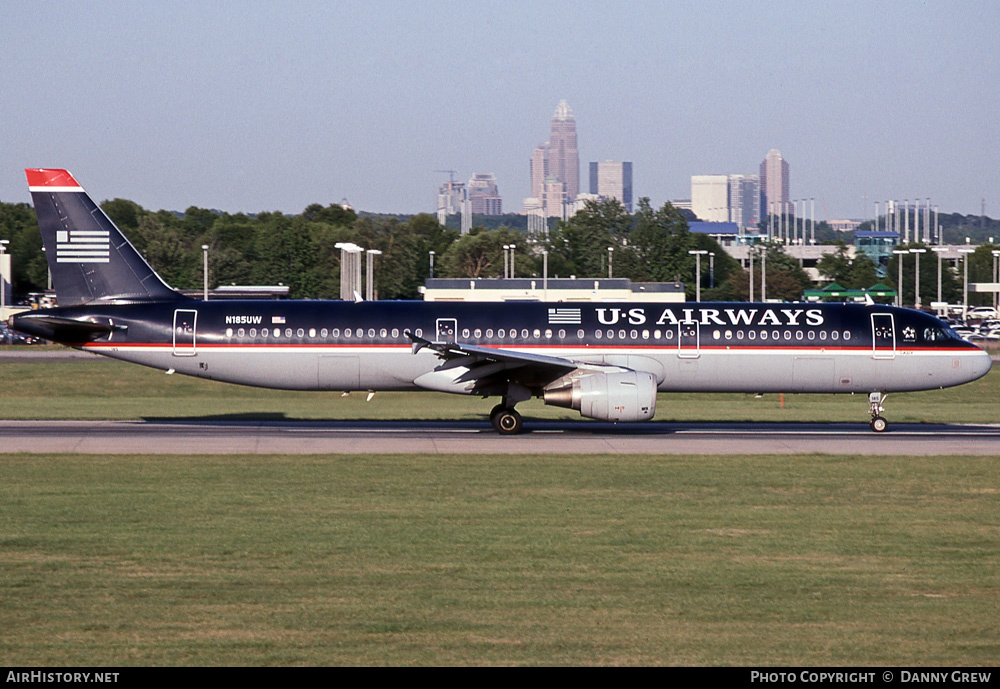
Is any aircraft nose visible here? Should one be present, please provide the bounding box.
[968,348,994,383]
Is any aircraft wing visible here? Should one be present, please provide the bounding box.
[406,331,611,397]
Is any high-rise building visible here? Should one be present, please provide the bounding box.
[728,174,760,230]
[437,180,465,217]
[467,173,503,215]
[589,161,633,212]
[759,149,790,219]
[691,175,730,222]
[542,176,567,220]
[548,100,579,201]
[530,145,548,200]
[528,100,579,216]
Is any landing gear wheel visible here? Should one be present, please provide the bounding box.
[867,392,888,434]
[492,407,523,435]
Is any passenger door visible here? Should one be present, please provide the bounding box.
[172,309,197,356]
[871,313,895,360]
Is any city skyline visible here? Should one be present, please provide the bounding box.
[1,1,997,220]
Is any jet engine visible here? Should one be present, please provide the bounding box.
[543,370,657,422]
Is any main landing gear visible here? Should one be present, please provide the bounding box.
[490,403,523,435]
[868,391,888,433]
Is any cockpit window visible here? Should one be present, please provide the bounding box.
[923,326,952,342]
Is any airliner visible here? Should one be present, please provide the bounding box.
[9,169,992,434]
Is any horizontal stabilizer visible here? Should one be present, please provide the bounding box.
[11,312,125,343]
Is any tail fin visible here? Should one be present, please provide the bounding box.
[25,169,182,305]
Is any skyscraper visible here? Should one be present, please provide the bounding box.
[728,174,760,230]
[691,175,730,222]
[589,161,633,212]
[548,100,579,201]
[759,149,790,219]
[528,100,579,216]
[467,173,503,215]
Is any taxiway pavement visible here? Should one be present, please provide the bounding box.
[2,419,999,455]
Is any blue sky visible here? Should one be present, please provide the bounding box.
[2,0,997,219]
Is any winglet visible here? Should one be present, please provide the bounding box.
[25,169,83,191]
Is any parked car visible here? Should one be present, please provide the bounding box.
[967,306,997,320]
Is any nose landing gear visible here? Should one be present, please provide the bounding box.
[868,391,888,432]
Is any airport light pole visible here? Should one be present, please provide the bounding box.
[709,252,715,289]
[748,248,754,302]
[0,240,9,319]
[542,250,548,300]
[607,246,613,279]
[892,249,908,307]
[509,244,516,279]
[689,250,707,301]
[993,250,1000,311]
[761,247,767,302]
[201,244,209,301]
[428,250,435,279]
[958,247,975,322]
[365,249,381,301]
[931,247,948,313]
[910,248,926,309]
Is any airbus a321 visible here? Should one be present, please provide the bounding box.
[9,169,992,434]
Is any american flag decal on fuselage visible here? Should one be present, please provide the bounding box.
[56,229,110,263]
[548,307,582,324]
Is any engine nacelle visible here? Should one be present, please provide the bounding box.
[543,371,657,422]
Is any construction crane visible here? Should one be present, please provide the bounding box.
[434,169,458,184]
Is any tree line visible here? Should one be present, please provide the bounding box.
[0,195,996,306]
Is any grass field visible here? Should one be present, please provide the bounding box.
[2,453,998,666]
[1,352,998,425]
[1,352,998,665]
